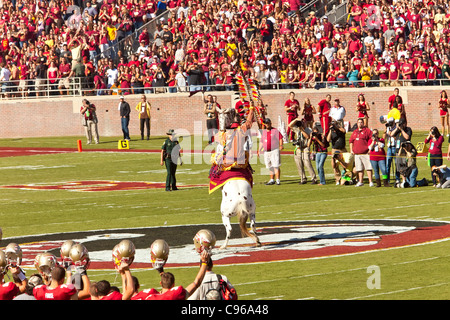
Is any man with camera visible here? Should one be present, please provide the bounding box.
[80,99,99,145]
[386,117,412,184]
[349,118,374,187]
[327,120,347,185]
[289,117,317,185]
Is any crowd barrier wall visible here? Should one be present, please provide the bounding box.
[0,86,446,139]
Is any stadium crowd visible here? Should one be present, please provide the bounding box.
[3,0,450,97]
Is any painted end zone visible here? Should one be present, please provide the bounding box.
[1,220,450,270]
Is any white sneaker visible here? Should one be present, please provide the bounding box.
[355,182,364,187]
[369,182,374,187]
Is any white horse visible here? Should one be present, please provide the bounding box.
[220,179,260,249]
[215,108,261,249]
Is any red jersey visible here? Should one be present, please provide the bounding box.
[349,127,372,154]
[261,128,283,152]
[369,138,386,161]
[101,290,122,300]
[425,135,444,155]
[317,99,331,118]
[131,288,159,300]
[388,94,402,109]
[33,284,77,300]
[284,99,300,116]
[235,100,250,118]
[0,282,20,300]
[145,286,187,300]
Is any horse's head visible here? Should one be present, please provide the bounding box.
[218,108,238,131]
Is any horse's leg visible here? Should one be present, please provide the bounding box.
[220,214,232,249]
[220,185,234,250]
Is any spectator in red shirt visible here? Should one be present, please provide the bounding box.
[259,118,284,185]
[284,91,301,141]
[368,128,389,187]
[349,118,374,187]
[317,94,332,137]
[425,126,445,186]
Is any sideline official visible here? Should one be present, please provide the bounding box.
[161,129,182,191]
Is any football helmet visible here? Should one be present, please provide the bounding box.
[69,243,90,269]
[0,250,7,275]
[4,243,22,266]
[112,240,135,268]
[193,229,216,254]
[61,240,76,260]
[150,239,169,270]
[36,252,58,276]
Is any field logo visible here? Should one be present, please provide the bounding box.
[2,220,450,270]
[0,180,206,192]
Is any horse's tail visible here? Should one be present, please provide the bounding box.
[237,202,259,244]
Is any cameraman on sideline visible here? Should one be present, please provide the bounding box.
[289,117,317,185]
[327,120,347,185]
[389,117,412,184]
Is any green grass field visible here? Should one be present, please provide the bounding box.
[0,133,449,300]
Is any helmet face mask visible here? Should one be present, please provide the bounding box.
[36,252,58,277]
[150,239,170,270]
[193,229,216,254]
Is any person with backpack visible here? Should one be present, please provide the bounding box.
[188,257,237,300]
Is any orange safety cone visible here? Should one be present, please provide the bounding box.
[77,139,83,152]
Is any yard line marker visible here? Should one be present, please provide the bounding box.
[346,282,450,300]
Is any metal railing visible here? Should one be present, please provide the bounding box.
[0,77,84,100]
[0,77,448,100]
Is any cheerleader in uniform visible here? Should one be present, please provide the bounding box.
[302,98,316,129]
[439,90,449,137]
[356,93,370,127]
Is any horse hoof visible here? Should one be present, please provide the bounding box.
[255,242,262,247]
[219,245,227,250]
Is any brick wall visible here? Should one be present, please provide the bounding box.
[0,86,445,139]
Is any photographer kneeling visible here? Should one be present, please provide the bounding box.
[432,165,450,188]
[396,141,428,188]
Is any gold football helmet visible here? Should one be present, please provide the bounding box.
[0,250,7,275]
[112,239,135,267]
[150,239,169,270]
[36,252,58,276]
[69,243,90,269]
[60,240,77,268]
[4,243,22,266]
[193,229,216,254]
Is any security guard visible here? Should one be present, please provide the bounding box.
[160,129,182,191]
